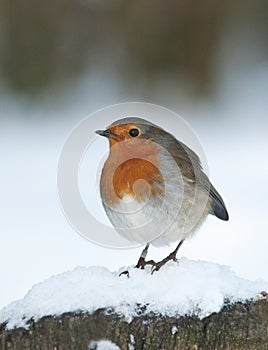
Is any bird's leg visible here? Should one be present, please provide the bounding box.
[135,244,158,269]
[151,239,184,274]
[135,244,150,269]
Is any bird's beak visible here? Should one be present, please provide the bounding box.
[95,129,117,139]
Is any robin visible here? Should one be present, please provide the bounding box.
[96,117,228,273]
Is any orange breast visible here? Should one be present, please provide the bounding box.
[100,140,164,206]
[113,158,164,201]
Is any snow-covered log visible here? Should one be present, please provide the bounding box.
[1,300,268,350]
[1,260,267,349]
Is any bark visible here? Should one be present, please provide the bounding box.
[1,299,268,350]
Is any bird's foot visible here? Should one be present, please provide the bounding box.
[119,258,157,277]
[135,256,146,269]
[120,254,178,276]
[151,251,179,274]
[135,258,157,269]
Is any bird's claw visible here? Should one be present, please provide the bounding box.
[135,258,157,270]
[150,255,179,274]
[135,257,146,269]
[151,265,158,275]
[119,270,130,278]
[151,262,164,275]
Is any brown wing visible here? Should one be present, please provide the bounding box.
[149,127,229,221]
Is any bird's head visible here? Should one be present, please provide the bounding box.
[95,117,155,147]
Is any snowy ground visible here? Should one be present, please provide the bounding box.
[0,259,267,330]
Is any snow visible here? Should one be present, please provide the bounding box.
[0,259,267,330]
[129,334,135,350]
[171,326,178,335]
[88,340,121,350]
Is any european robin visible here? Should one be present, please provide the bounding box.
[96,117,228,272]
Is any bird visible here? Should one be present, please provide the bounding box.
[96,117,228,273]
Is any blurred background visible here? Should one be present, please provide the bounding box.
[1,0,268,309]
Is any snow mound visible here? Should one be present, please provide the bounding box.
[0,259,267,330]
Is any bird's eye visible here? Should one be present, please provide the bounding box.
[129,128,139,137]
